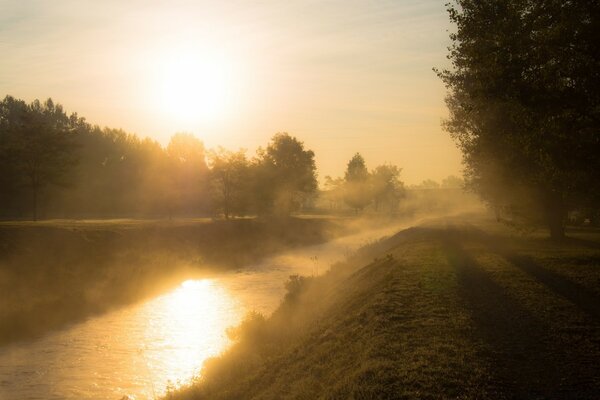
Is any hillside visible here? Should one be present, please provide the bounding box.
[170,218,600,399]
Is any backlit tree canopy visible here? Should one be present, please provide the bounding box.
[254,133,318,215]
[438,0,600,238]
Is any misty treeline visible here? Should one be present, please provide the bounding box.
[0,95,319,219]
[438,0,600,238]
[0,96,413,220]
[322,153,405,214]
[321,153,464,214]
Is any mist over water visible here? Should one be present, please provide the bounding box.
[0,222,404,400]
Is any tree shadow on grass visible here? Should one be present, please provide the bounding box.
[562,236,600,251]
[444,239,574,399]
[456,223,600,322]
[501,253,600,322]
[462,225,600,322]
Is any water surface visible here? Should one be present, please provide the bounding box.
[0,223,401,399]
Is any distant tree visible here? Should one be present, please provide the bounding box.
[77,127,151,216]
[0,96,28,215]
[323,175,345,210]
[0,96,79,220]
[437,1,600,239]
[441,175,464,189]
[371,164,405,213]
[166,133,209,215]
[419,179,440,190]
[254,133,317,216]
[208,147,250,219]
[344,153,369,182]
[167,133,207,168]
[343,153,371,213]
[2,96,217,219]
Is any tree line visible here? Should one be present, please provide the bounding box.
[1,96,414,220]
[322,153,406,214]
[0,96,319,220]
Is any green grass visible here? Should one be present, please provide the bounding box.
[169,217,600,399]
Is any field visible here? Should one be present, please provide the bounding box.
[0,217,345,345]
[171,216,600,399]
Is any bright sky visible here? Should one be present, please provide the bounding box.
[0,0,461,184]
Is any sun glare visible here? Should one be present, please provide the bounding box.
[141,278,241,394]
[158,49,236,125]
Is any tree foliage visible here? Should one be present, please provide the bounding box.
[343,153,371,212]
[337,153,405,214]
[254,133,318,216]
[438,0,600,238]
[208,148,250,219]
[166,133,209,215]
[0,97,324,220]
[0,96,80,219]
[371,164,405,213]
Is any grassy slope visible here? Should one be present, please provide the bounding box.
[172,217,600,399]
[0,217,343,345]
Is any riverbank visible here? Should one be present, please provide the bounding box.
[0,217,348,345]
[170,217,600,399]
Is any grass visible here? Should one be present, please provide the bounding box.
[0,217,345,345]
[168,216,600,399]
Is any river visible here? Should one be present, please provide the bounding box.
[0,223,403,400]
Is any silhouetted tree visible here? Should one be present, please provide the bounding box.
[254,133,317,216]
[371,164,405,213]
[209,148,250,219]
[418,179,440,190]
[438,0,600,239]
[343,153,371,213]
[344,153,369,182]
[0,97,79,220]
[441,175,464,189]
[323,176,345,210]
[166,133,209,215]
[0,96,28,215]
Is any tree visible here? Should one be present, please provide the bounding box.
[166,133,209,215]
[441,175,464,189]
[437,0,600,239]
[343,153,371,212]
[254,133,318,216]
[418,179,440,190]
[0,96,79,220]
[208,147,250,219]
[0,96,28,215]
[371,164,405,214]
[344,153,369,182]
[323,176,345,210]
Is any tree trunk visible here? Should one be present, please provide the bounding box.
[32,186,38,221]
[544,191,566,240]
[548,217,565,240]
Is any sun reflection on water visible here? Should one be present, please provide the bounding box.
[140,279,241,396]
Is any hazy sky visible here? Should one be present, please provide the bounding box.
[0,0,461,184]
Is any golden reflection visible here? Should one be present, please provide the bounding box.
[142,279,241,395]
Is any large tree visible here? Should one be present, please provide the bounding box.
[371,164,405,214]
[0,97,80,220]
[254,133,317,216]
[343,153,371,213]
[208,147,250,219]
[166,133,209,215]
[438,0,600,239]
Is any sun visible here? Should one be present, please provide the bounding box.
[158,49,235,125]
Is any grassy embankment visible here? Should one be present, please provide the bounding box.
[170,216,600,399]
[0,217,346,345]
